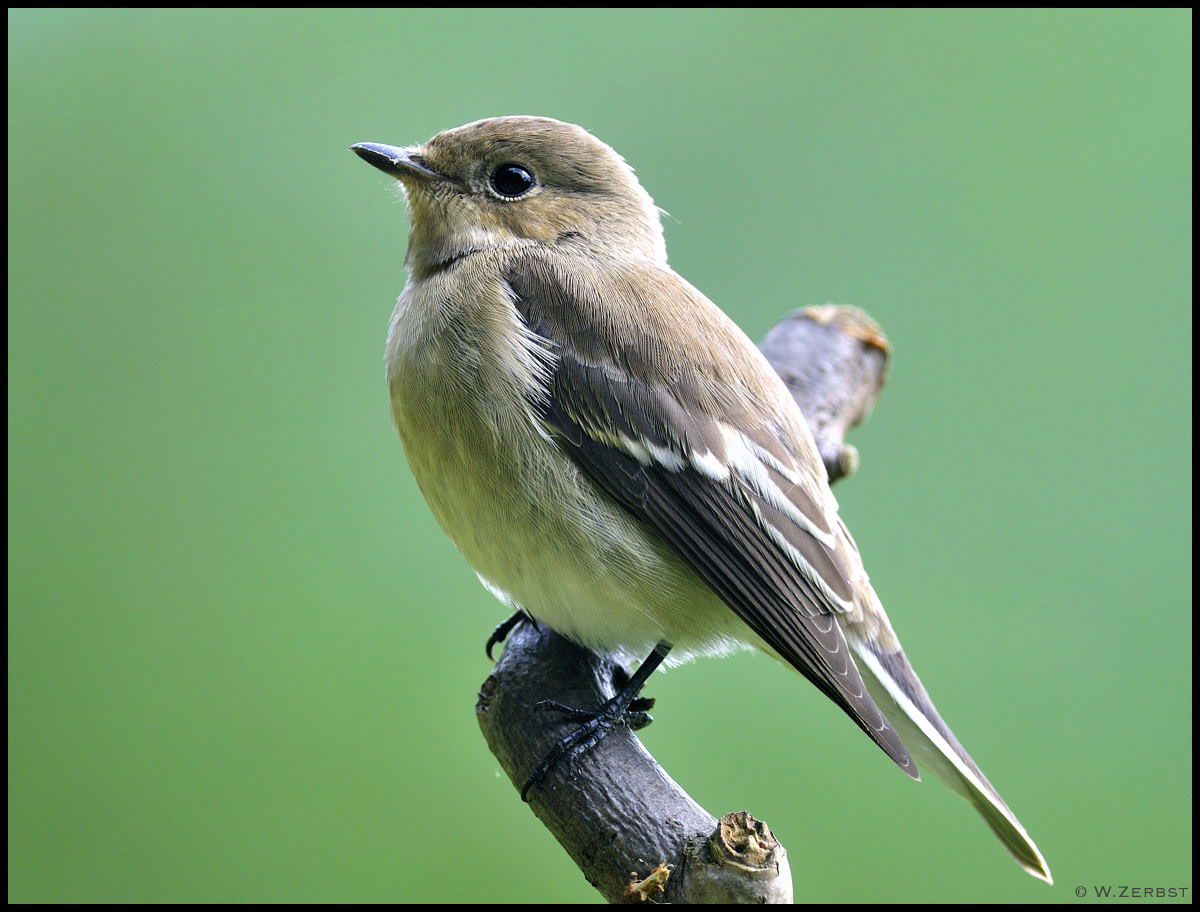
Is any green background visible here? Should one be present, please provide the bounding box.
[9,9,1191,904]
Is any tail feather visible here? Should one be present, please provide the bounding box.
[853,642,1053,884]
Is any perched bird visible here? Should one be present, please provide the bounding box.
[351,116,1051,883]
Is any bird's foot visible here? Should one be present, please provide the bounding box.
[485,610,532,661]
[520,692,656,801]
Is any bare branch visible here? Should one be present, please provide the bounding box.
[476,305,891,904]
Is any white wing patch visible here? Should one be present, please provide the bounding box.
[605,420,857,614]
[689,448,730,480]
[646,441,686,471]
[717,424,840,550]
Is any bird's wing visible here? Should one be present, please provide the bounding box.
[503,252,916,778]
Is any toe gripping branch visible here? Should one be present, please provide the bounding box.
[520,642,670,801]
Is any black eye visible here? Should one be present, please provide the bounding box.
[490,163,535,199]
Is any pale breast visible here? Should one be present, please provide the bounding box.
[384,267,747,661]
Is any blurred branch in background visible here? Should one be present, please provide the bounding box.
[477,306,890,904]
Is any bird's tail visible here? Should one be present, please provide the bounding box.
[851,639,1053,884]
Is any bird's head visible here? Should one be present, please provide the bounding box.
[352,116,666,274]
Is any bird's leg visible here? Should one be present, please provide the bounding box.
[521,641,671,801]
[485,610,532,661]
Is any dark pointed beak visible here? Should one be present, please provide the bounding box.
[350,142,442,181]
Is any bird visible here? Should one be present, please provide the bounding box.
[350,116,1051,883]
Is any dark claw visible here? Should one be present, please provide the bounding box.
[532,699,597,724]
[521,696,644,801]
[520,642,672,802]
[532,697,655,728]
[486,610,530,661]
[624,710,653,731]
